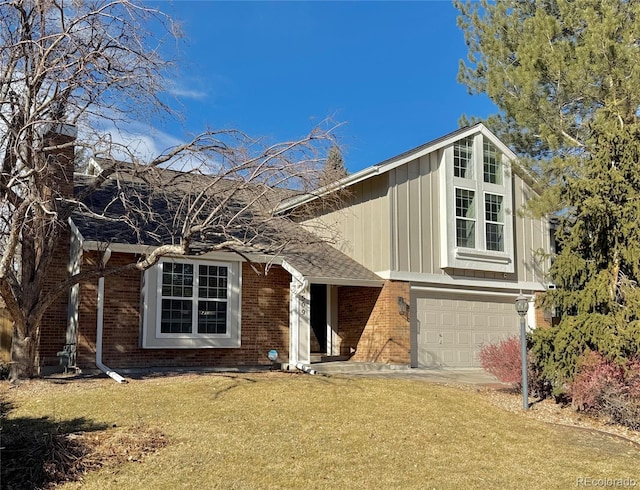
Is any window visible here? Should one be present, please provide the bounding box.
[483,140,502,184]
[142,257,241,349]
[161,263,194,333]
[484,193,504,251]
[440,130,514,273]
[160,261,229,335]
[455,188,476,248]
[197,264,228,334]
[454,137,474,179]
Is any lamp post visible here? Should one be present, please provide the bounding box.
[515,292,529,410]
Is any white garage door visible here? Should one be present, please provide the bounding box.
[414,292,518,368]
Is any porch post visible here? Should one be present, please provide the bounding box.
[326,285,339,356]
[289,278,310,366]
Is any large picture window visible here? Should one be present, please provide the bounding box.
[142,257,242,348]
[159,261,230,336]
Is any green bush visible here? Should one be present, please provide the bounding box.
[529,315,640,397]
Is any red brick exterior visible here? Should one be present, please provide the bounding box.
[533,292,557,328]
[33,128,412,372]
[38,129,76,369]
[38,232,72,366]
[337,280,410,364]
[75,254,291,369]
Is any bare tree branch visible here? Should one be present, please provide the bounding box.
[0,0,344,380]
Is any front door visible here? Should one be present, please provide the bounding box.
[310,284,327,353]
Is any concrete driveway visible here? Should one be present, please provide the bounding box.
[310,361,506,386]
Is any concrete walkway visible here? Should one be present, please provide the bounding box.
[310,361,506,386]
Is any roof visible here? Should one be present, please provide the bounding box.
[276,123,535,213]
[280,240,382,285]
[71,163,382,286]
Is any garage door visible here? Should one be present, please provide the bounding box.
[414,292,518,368]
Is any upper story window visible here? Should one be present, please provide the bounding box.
[455,188,476,248]
[454,137,474,179]
[483,140,502,185]
[440,131,514,273]
[484,193,504,251]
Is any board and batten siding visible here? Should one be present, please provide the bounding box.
[512,174,550,285]
[389,151,441,274]
[390,150,549,283]
[301,148,549,285]
[301,173,391,273]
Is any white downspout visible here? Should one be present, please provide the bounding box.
[96,248,126,383]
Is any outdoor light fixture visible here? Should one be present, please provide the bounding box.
[267,349,279,371]
[515,291,530,410]
[397,296,409,318]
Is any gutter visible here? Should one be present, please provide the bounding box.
[96,248,126,383]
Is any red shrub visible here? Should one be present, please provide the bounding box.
[626,357,640,399]
[479,336,523,385]
[569,351,624,411]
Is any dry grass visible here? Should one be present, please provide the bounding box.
[2,371,640,489]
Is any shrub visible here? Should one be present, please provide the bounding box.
[569,351,640,430]
[600,387,640,431]
[479,336,523,386]
[569,351,624,411]
[528,313,640,393]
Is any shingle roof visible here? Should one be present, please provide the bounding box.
[71,164,381,285]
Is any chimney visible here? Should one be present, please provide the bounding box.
[42,123,77,200]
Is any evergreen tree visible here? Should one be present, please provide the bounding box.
[456,0,640,387]
[319,145,347,187]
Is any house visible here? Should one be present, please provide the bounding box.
[279,123,551,368]
[32,122,549,378]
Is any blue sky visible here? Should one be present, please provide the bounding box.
[152,1,497,173]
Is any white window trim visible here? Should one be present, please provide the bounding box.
[440,133,515,273]
[141,256,242,349]
[156,259,232,339]
[454,186,477,249]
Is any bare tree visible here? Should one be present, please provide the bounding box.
[0,0,338,381]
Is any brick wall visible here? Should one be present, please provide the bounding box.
[39,232,72,366]
[76,254,291,369]
[337,280,410,364]
[533,292,557,329]
[38,128,76,369]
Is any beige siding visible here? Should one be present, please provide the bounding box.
[390,151,442,274]
[302,174,391,272]
[301,146,549,286]
[388,151,549,284]
[513,174,550,284]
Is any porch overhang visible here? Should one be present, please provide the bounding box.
[280,260,384,288]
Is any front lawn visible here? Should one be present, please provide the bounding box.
[2,372,639,489]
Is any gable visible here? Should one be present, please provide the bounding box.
[277,123,525,214]
[297,125,549,287]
